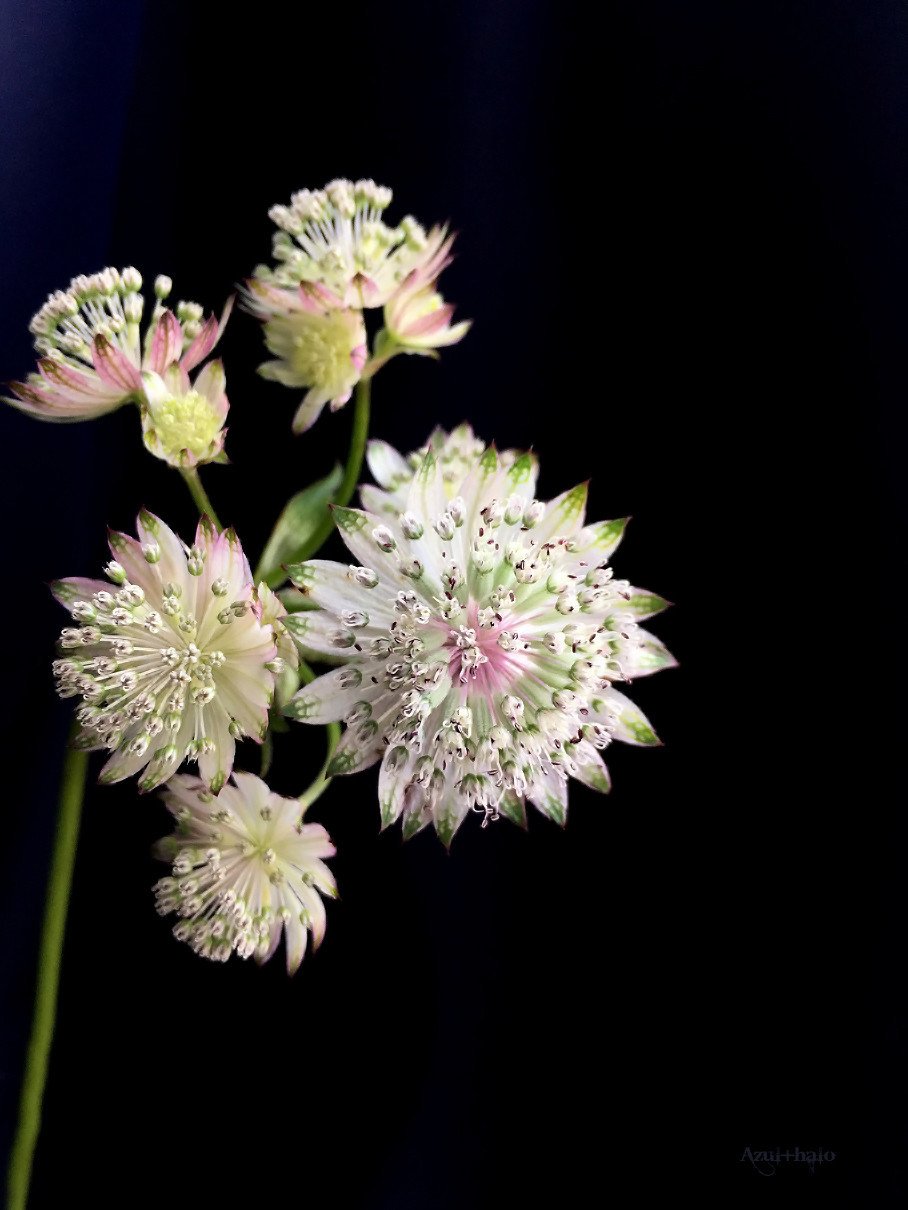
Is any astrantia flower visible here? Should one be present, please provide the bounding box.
[140,361,228,468]
[283,442,675,845]
[245,287,367,433]
[383,281,471,355]
[382,226,470,355]
[4,267,229,424]
[252,178,451,308]
[245,180,468,433]
[52,512,280,793]
[361,423,521,516]
[153,772,336,971]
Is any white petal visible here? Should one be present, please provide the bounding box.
[366,438,411,489]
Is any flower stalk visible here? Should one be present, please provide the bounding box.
[6,735,88,1210]
[179,467,222,531]
[291,375,371,564]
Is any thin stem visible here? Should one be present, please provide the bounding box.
[298,721,341,812]
[179,467,223,532]
[294,375,372,564]
[7,738,89,1210]
[296,659,340,812]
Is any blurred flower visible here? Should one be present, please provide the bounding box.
[382,229,470,356]
[52,512,280,793]
[383,282,471,356]
[283,438,674,845]
[140,361,228,468]
[245,180,469,432]
[153,772,336,971]
[361,423,521,516]
[245,287,367,433]
[252,178,449,308]
[4,267,230,423]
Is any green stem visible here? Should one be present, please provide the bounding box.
[7,738,89,1210]
[296,659,341,812]
[179,467,223,532]
[294,375,372,564]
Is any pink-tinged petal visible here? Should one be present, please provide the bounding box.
[38,358,120,400]
[425,319,472,346]
[402,302,456,339]
[136,509,186,587]
[352,273,380,306]
[50,577,112,611]
[146,310,183,373]
[179,314,218,372]
[404,228,456,291]
[243,279,299,317]
[350,343,367,372]
[90,337,142,393]
[106,530,161,594]
[2,381,116,422]
[299,281,344,311]
[217,293,234,338]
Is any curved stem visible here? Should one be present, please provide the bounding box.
[7,738,88,1210]
[296,659,341,812]
[179,467,223,532]
[294,375,371,564]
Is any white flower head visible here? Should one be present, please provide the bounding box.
[252,178,449,309]
[52,512,279,793]
[154,772,337,971]
[283,437,675,846]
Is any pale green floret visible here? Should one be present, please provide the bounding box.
[260,310,363,393]
[148,389,222,461]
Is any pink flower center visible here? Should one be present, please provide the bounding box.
[442,601,529,698]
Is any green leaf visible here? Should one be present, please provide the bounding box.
[255,464,343,589]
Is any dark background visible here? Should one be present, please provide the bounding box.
[1,0,906,1205]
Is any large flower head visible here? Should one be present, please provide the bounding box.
[5,267,229,426]
[252,178,451,309]
[52,512,280,793]
[361,423,521,516]
[283,438,674,845]
[153,772,336,971]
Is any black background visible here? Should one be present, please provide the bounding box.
[1,1,906,1205]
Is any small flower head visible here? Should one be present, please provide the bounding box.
[384,281,471,355]
[4,266,230,423]
[245,181,468,433]
[252,178,448,309]
[382,227,469,355]
[283,437,674,846]
[251,297,367,434]
[140,361,228,468]
[153,772,336,971]
[52,512,278,793]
